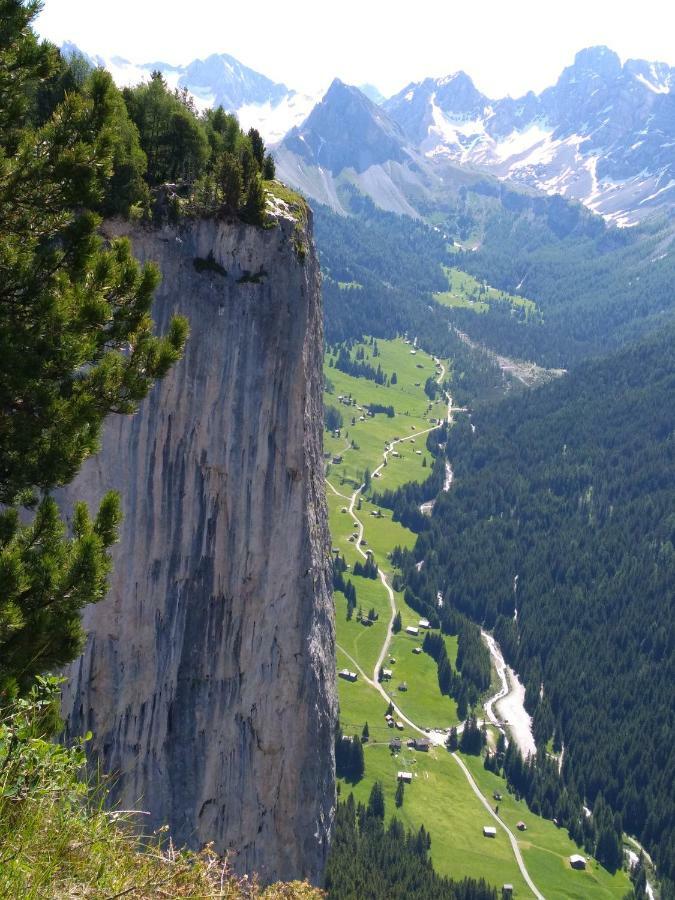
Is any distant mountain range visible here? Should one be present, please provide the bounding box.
[383,47,675,226]
[64,42,675,225]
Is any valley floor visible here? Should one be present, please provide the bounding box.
[324,337,631,900]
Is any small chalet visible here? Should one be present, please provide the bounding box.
[418,618,430,629]
[389,738,402,751]
[397,771,413,783]
[412,647,422,654]
[502,885,513,898]
[406,738,416,748]
[569,855,586,870]
[414,738,430,751]
[406,626,419,636]
[397,682,408,692]
[483,826,497,838]
[395,721,404,730]
[338,669,358,682]
[381,668,393,680]
[493,791,503,801]
[332,454,343,464]
[516,821,527,832]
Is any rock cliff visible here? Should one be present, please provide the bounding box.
[61,204,337,884]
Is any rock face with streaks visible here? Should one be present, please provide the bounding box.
[60,206,336,884]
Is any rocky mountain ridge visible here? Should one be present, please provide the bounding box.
[384,46,675,225]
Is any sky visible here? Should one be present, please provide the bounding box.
[36,0,675,98]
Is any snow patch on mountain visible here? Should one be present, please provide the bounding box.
[493,123,552,162]
[634,73,670,94]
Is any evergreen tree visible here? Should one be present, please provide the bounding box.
[367,781,385,820]
[351,737,365,782]
[0,2,187,700]
[446,726,459,752]
[392,610,402,633]
[361,722,369,743]
[262,152,276,180]
[247,127,265,168]
[219,151,243,214]
[395,777,404,808]
[240,174,266,225]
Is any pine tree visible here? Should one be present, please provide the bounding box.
[446,726,459,752]
[361,722,369,743]
[392,610,402,633]
[395,778,404,808]
[219,151,243,214]
[247,127,265,169]
[262,152,276,180]
[0,4,187,700]
[240,175,267,226]
[351,737,365,782]
[367,781,385,820]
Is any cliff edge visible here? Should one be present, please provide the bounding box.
[61,201,337,884]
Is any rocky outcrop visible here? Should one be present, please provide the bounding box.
[61,206,337,884]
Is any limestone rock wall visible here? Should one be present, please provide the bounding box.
[61,209,336,884]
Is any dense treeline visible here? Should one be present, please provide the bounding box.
[353,556,378,579]
[44,46,277,226]
[333,555,357,619]
[335,729,365,783]
[325,790,497,899]
[333,346,387,384]
[401,327,675,890]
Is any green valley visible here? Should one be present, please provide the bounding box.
[323,337,631,899]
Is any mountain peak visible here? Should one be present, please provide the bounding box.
[437,70,476,90]
[281,81,408,175]
[570,45,622,79]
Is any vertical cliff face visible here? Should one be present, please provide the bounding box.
[61,206,337,884]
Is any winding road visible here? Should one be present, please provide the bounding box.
[327,357,546,898]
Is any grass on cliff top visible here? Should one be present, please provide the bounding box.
[264,180,309,224]
[264,181,310,260]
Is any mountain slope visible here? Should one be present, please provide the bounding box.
[384,46,675,225]
[400,325,675,888]
[275,81,499,216]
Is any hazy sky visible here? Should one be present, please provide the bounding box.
[36,0,675,98]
